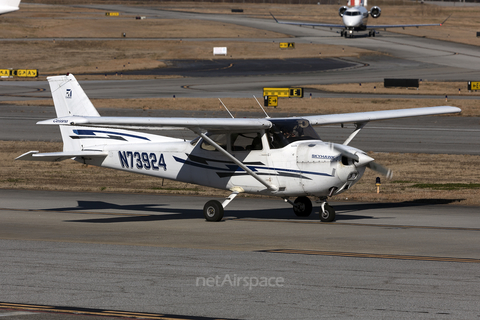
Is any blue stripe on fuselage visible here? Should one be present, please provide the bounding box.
[73,129,150,141]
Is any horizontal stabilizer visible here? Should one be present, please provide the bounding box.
[15,150,107,162]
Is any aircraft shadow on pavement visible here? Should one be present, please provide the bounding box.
[55,198,462,224]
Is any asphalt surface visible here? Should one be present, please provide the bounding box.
[1,190,480,319]
[1,3,480,320]
[116,58,356,77]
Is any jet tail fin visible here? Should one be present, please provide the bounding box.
[347,0,366,6]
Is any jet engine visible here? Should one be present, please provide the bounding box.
[370,6,381,18]
[338,6,348,17]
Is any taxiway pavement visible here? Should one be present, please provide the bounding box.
[1,190,479,319]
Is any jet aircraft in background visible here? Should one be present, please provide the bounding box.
[0,0,20,15]
[271,0,449,38]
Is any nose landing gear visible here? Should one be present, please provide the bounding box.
[318,199,336,222]
[285,196,336,222]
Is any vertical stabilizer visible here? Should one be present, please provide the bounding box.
[48,74,100,152]
[48,74,100,118]
[46,74,167,153]
[347,0,365,6]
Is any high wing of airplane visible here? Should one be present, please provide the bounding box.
[0,0,20,15]
[16,74,461,222]
[271,0,449,38]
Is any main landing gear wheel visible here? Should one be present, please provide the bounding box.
[320,204,336,222]
[293,196,312,217]
[203,200,224,222]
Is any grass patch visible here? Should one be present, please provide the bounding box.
[411,183,480,190]
[149,187,200,191]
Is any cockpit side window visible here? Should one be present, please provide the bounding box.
[267,119,320,149]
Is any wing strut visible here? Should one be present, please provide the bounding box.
[343,122,367,145]
[199,132,279,192]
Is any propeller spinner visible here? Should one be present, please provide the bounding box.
[331,143,393,179]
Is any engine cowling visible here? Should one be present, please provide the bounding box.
[338,6,348,17]
[370,6,381,18]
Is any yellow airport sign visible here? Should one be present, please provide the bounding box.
[468,81,480,91]
[289,88,303,98]
[17,69,38,77]
[26,69,38,77]
[16,69,27,77]
[263,87,303,98]
[0,69,38,77]
[105,12,119,16]
[0,69,12,77]
[264,95,278,108]
[279,42,295,49]
[264,87,289,98]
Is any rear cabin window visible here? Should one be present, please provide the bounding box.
[200,132,263,151]
[231,133,263,151]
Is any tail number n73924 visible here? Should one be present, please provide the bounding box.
[118,151,166,171]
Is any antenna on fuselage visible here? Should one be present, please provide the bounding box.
[253,95,270,118]
[218,98,234,118]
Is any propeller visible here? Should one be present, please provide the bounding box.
[367,161,393,180]
[330,143,393,179]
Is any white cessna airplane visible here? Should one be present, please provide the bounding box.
[17,74,460,222]
[271,0,449,38]
[0,0,20,15]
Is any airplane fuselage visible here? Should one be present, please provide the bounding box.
[342,6,369,31]
[81,130,366,198]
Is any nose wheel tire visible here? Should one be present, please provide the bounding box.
[293,196,313,217]
[320,204,336,222]
[203,200,224,222]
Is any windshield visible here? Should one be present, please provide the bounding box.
[345,11,361,16]
[267,119,320,149]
